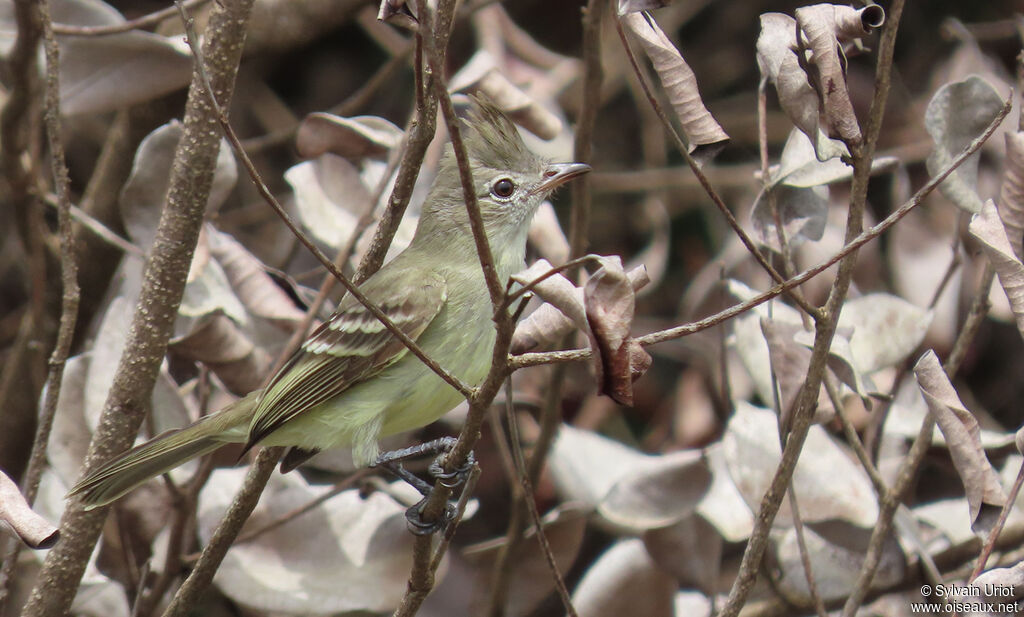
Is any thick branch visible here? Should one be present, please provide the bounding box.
[19,0,254,614]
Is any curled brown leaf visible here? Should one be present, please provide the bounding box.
[968,199,1024,339]
[914,350,1007,533]
[585,256,652,406]
[0,471,59,549]
[793,4,865,145]
[999,132,1024,261]
[757,13,844,162]
[620,11,728,161]
[511,261,649,354]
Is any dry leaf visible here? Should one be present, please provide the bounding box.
[760,318,813,419]
[170,314,270,394]
[973,560,1024,594]
[546,424,709,532]
[643,515,722,594]
[837,293,933,375]
[621,11,728,161]
[585,256,651,405]
[120,122,237,249]
[199,468,424,614]
[296,113,402,160]
[969,199,1024,338]
[727,281,804,403]
[753,128,900,250]
[285,155,374,251]
[768,127,899,188]
[925,75,1004,213]
[462,505,587,617]
[722,402,878,527]
[793,4,870,145]
[695,443,754,542]
[511,261,649,354]
[757,13,846,161]
[377,0,417,29]
[914,350,1007,533]
[449,51,562,140]
[752,184,829,251]
[572,540,675,617]
[758,5,882,159]
[0,471,59,549]
[206,226,307,329]
[999,131,1024,261]
[41,0,192,115]
[628,198,670,295]
[616,0,670,14]
[597,450,711,531]
[890,208,960,350]
[770,520,904,604]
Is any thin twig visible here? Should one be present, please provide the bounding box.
[568,0,603,265]
[510,94,1010,372]
[391,1,505,612]
[234,469,370,545]
[19,96,76,531]
[970,460,1024,581]
[0,0,79,611]
[42,193,144,257]
[499,254,602,312]
[787,489,829,617]
[52,0,209,35]
[353,17,444,283]
[133,454,214,617]
[428,464,481,571]
[766,311,823,617]
[488,1,602,609]
[485,381,531,617]
[508,379,578,617]
[720,2,907,613]
[264,141,404,383]
[826,376,887,496]
[424,48,503,308]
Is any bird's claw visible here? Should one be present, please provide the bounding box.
[404,498,457,536]
[428,450,475,488]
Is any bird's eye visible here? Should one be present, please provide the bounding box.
[491,178,515,199]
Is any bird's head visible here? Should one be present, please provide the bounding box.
[416,97,590,250]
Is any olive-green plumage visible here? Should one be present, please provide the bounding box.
[70,98,590,508]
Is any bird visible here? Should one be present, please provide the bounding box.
[70,97,591,509]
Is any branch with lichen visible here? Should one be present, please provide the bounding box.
[18,0,255,615]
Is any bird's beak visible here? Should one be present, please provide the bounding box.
[533,162,592,195]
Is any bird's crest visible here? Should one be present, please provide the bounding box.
[463,96,538,172]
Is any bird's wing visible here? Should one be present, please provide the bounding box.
[244,270,447,450]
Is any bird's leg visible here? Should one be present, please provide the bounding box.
[375,437,475,489]
[372,437,476,535]
[374,460,434,496]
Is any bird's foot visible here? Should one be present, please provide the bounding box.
[404,499,458,536]
[372,437,475,535]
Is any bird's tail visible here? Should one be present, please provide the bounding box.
[69,393,257,509]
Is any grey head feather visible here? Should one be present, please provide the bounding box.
[463,95,542,173]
